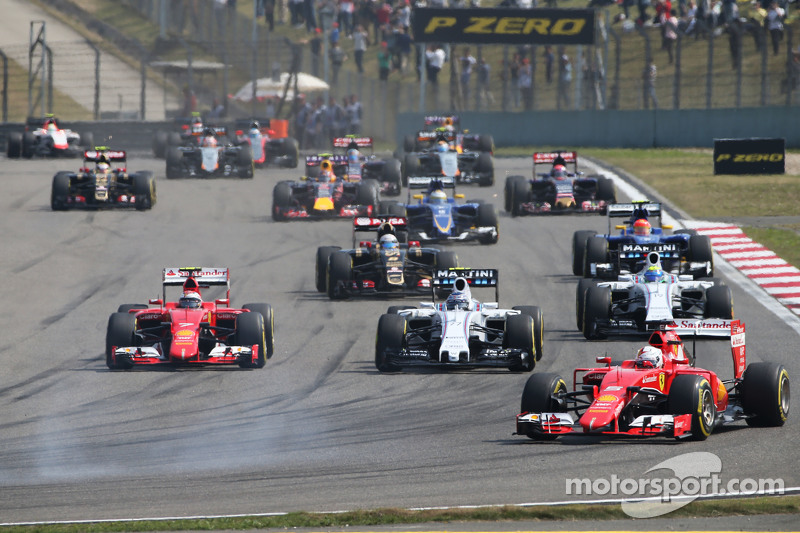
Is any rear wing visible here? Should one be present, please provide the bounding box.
[432,268,499,303]
[415,130,456,143]
[424,115,459,128]
[333,136,373,149]
[189,125,227,137]
[662,319,734,338]
[306,154,348,166]
[606,201,662,231]
[162,267,230,301]
[84,149,126,163]
[533,151,578,174]
[407,175,456,189]
[352,216,408,247]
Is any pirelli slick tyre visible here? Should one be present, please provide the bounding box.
[243,304,275,360]
[51,172,72,211]
[583,285,611,340]
[511,177,530,217]
[572,230,597,276]
[596,176,616,202]
[504,175,526,213]
[688,234,714,275]
[705,285,733,319]
[327,251,353,300]
[284,137,300,168]
[152,130,168,158]
[504,314,535,372]
[106,312,136,370]
[668,374,716,440]
[315,246,341,292]
[237,146,255,178]
[435,250,459,270]
[402,154,419,186]
[166,148,183,179]
[356,180,379,214]
[236,311,267,368]
[80,132,94,149]
[583,237,609,278]
[384,158,402,192]
[477,204,499,245]
[576,278,598,331]
[741,362,790,427]
[167,132,182,146]
[272,181,293,221]
[403,134,416,153]
[7,132,22,158]
[512,306,544,362]
[133,171,156,210]
[376,313,405,372]
[117,304,147,313]
[520,372,568,440]
[477,134,494,153]
[22,132,35,158]
[476,152,494,187]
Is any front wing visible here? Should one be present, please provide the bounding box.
[112,344,259,367]
[516,412,694,439]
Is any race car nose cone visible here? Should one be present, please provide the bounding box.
[313,197,335,211]
[579,395,624,432]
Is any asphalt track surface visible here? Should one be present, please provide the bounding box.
[0,153,797,524]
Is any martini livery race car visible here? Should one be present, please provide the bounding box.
[165,127,254,178]
[7,116,93,158]
[579,251,733,340]
[574,201,714,279]
[106,267,274,369]
[516,321,789,441]
[331,136,403,196]
[403,130,494,187]
[319,216,459,299]
[375,269,543,372]
[233,118,299,168]
[51,148,156,211]
[505,151,616,216]
[272,158,379,220]
[389,177,498,244]
[401,116,494,154]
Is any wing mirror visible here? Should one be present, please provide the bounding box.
[215,298,229,306]
[662,224,673,230]
[412,194,424,200]
[148,298,163,306]
[596,356,612,365]
[454,193,465,199]
[615,225,625,230]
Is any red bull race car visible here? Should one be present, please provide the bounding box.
[106,267,274,369]
[516,321,789,441]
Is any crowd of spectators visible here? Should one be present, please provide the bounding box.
[293,93,364,148]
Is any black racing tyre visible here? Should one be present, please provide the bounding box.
[51,171,72,211]
[476,152,494,187]
[387,305,416,314]
[327,251,353,300]
[582,285,610,340]
[152,130,168,158]
[688,234,714,274]
[477,134,494,153]
[80,131,94,149]
[356,180,379,213]
[504,314,535,372]
[384,158,402,191]
[504,175,526,212]
[167,132,182,146]
[512,306,544,362]
[741,362,790,427]
[375,313,405,372]
[403,134,416,153]
[243,303,275,360]
[576,278,598,331]
[306,163,320,179]
[583,237,609,278]
[117,304,147,313]
[477,203,499,245]
[596,176,616,202]
[435,250,459,270]
[22,132,35,158]
[403,153,419,186]
[519,373,567,441]
[272,181,293,221]
[7,132,22,158]
[668,374,716,440]
[165,147,183,179]
[704,285,733,319]
[237,145,255,178]
[133,171,156,210]
[106,312,136,369]
[572,230,597,276]
[389,203,406,217]
[315,246,341,292]
[284,137,300,168]
[236,311,267,368]
[397,230,408,244]
[511,176,530,217]
[378,200,394,215]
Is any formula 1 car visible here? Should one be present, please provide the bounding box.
[151,114,207,158]
[51,148,156,211]
[272,158,380,220]
[574,201,714,279]
[579,251,733,340]
[7,116,93,158]
[401,116,494,154]
[165,127,254,179]
[516,321,789,441]
[233,118,299,168]
[403,130,494,187]
[319,216,459,299]
[331,136,403,196]
[505,151,616,216]
[375,268,543,372]
[385,177,498,244]
[106,267,274,369]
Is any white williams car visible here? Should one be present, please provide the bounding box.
[374,268,543,372]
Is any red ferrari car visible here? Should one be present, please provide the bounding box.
[106,267,274,369]
[516,321,789,441]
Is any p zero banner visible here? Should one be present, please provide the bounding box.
[713,138,785,175]
[411,8,595,45]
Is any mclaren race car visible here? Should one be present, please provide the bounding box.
[516,321,789,441]
[7,115,93,158]
[374,268,543,372]
[106,267,274,369]
[233,118,299,168]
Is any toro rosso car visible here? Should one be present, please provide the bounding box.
[386,177,498,245]
[403,130,494,187]
[578,251,733,340]
[106,267,274,369]
[505,151,616,216]
[165,127,254,179]
[332,136,403,196]
[233,118,299,168]
[375,268,543,372]
[318,216,459,299]
[516,321,789,441]
[574,201,714,279]
[401,116,494,154]
[7,115,93,158]
[51,148,156,211]
[272,157,379,220]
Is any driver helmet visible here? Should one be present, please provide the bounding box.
[380,233,399,250]
[178,291,203,309]
[445,288,470,310]
[202,128,217,147]
[633,218,651,236]
[347,148,361,163]
[191,117,203,134]
[551,164,567,179]
[46,122,57,133]
[443,117,455,132]
[636,345,664,368]
[96,161,110,175]
[249,121,260,136]
[644,264,663,283]
[430,189,447,204]
[436,140,450,152]
[319,160,336,182]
